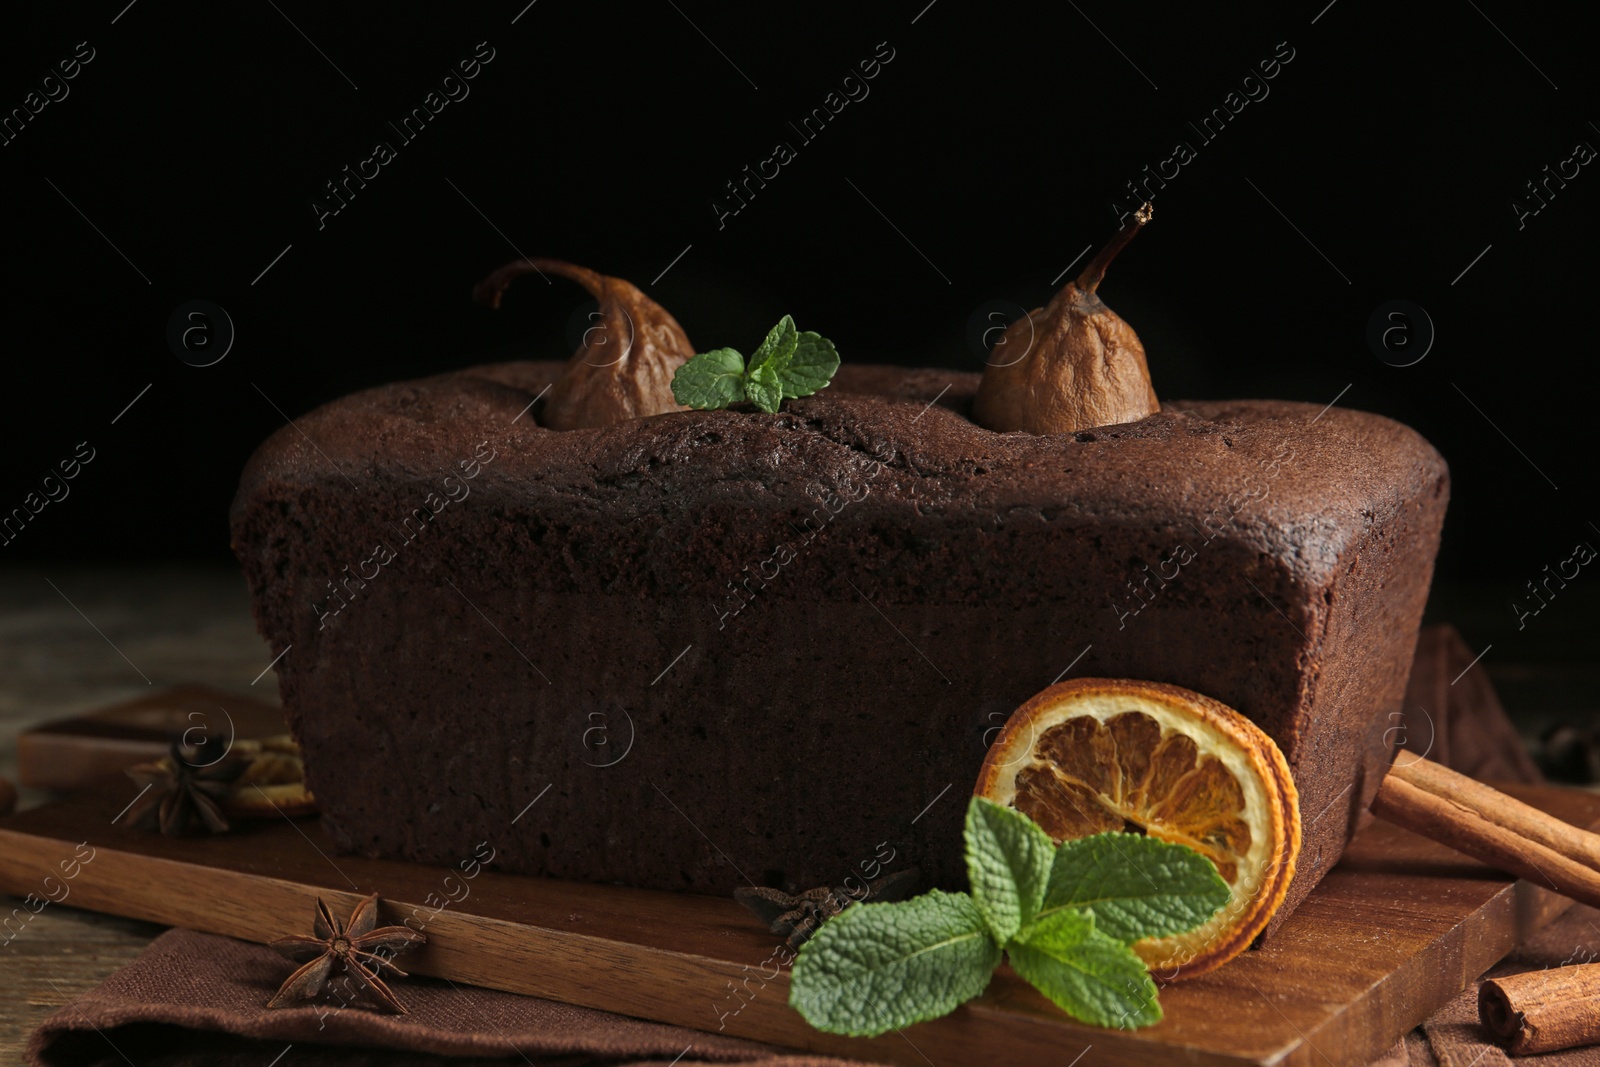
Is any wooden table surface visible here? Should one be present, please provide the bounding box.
[0,566,1593,1063]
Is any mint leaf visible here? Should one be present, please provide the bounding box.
[965,797,1056,943]
[782,331,840,398]
[789,890,1000,1037]
[745,360,784,414]
[748,314,799,376]
[1008,909,1162,1029]
[671,348,747,410]
[669,317,839,413]
[1040,833,1229,944]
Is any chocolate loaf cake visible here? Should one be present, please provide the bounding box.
[232,362,1447,930]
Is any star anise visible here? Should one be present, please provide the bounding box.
[267,893,426,1013]
[735,869,921,948]
[119,737,247,836]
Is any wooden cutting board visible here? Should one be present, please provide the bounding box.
[2,783,1595,1067]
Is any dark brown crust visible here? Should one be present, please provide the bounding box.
[230,363,1447,917]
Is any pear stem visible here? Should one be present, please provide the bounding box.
[1076,202,1153,294]
[473,258,602,309]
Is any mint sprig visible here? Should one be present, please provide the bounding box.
[670,315,840,414]
[787,797,1229,1037]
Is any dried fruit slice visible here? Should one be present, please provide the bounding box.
[975,678,1300,978]
[223,736,318,818]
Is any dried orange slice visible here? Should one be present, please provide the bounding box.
[975,678,1299,978]
[222,738,318,818]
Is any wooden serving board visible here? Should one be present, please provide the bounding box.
[2,784,1596,1067]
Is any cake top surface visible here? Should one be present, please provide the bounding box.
[235,362,1447,586]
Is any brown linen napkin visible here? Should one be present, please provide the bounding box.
[1369,1031,1437,1067]
[27,929,866,1067]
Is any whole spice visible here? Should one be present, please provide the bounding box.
[268,892,426,1013]
[474,258,694,430]
[734,869,920,949]
[1370,755,1600,911]
[973,204,1159,435]
[120,738,247,836]
[1479,963,1600,1054]
[118,735,315,836]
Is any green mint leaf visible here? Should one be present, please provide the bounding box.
[747,314,799,376]
[1040,832,1230,944]
[964,797,1056,943]
[789,890,1001,1037]
[674,317,840,415]
[671,348,747,410]
[1008,908,1162,1029]
[744,361,784,414]
[781,331,841,399]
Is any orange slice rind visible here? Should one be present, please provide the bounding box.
[975,678,1300,979]
[223,737,318,818]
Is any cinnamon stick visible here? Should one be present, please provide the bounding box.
[1480,965,1600,1054]
[1391,756,1600,869]
[1370,756,1600,910]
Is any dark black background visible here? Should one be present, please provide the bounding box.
[0,0,1593,589]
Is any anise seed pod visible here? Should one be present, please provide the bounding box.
[267,893,425,1013]
[974,204,1159,435]
[474,259,694,430]
[121,739,249,837]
